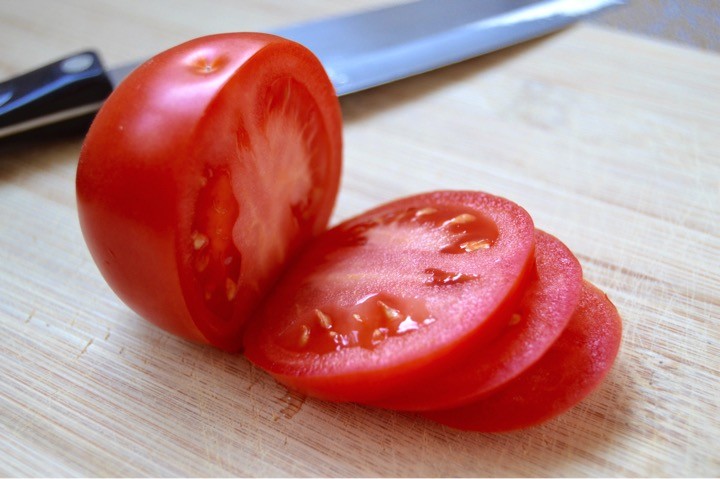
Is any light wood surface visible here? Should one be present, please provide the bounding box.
[1,1,718,476]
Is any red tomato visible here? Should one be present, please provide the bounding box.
[370,229,583,411]
[422,281,622,432]
[243,191,536,402]
[76,33,342,351]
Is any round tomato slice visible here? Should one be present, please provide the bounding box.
[422,281,622,432]
[243,191,536,402]
[76,33,342,351]
[370,229,583,411]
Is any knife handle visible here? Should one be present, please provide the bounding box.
[0,51,113,142]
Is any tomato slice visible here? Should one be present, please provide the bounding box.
[421,281,622,432]
[370,229,583,411]
[243,191,536,402]
[76,33,342,351]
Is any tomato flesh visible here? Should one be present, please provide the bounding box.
[370,229,583,411]
[421,281,622,432]
[76,33,342,351]
[243,191,536,402]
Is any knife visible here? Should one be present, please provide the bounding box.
[0,0,622,141]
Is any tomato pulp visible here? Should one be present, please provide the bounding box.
[76,33,342,351]
[243,191,536,402]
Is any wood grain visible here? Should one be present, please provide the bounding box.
[1,1,718,476]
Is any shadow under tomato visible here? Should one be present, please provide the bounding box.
[105,302,635,476]
[401,358,637,476]
[257,356,636,477]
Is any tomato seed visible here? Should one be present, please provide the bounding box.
[315,309,333,329]
[509,313,522,326]
[424,268,478,286]
[415,207,437,217]
[298,325,310,348]
[191,231,209,250]
[194,254,210,273]
[377,301,402,321]
[371,328,389,346]
[460,239,491,252]
[225,279,238,301]
[446,213,476,225]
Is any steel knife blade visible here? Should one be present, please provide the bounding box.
[0,0,623,141]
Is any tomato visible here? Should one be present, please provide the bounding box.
[76,33,342,351]
[76,32,622,430]
[369,229,583,411]
[243,191,536,402]
[422,281,622,432]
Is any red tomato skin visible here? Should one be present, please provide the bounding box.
[370,229,583,411]
[422,281,623,432]
[76,33,342,351]
[243,191,536,402]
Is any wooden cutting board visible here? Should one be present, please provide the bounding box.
[1,1,718,476]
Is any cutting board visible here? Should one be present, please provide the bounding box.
[1,1,718,476]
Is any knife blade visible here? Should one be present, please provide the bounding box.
[0,0,622,141]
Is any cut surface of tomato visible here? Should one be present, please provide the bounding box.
[76,33,342,351]
[421,281,622,432]
[243,191,536,402]
[370,229,583,411]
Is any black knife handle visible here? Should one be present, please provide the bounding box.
[0,50,113,142]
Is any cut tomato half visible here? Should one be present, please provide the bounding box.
[243,191,536,402]
[421,281,622,432]
[76,33,342,351]
[370,229,583,411]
